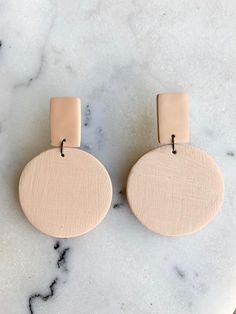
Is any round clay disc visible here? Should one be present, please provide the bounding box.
[19,148,112,238]
[127,145,224,236]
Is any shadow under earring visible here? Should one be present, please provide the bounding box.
[126,93,224,236]
[19,97,112,238]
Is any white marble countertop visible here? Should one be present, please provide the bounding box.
[0,1,236,313]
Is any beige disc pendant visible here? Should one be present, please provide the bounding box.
[19,148,112,238]
[127,92,224,236]
[18,97,112,238]
[127,145,224,236]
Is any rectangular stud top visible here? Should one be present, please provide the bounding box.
[50,97,81,147]
[157,92,189,144]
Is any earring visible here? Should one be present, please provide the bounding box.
[126,93,224,236]
[19,97,112,238]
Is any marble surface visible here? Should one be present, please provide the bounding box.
[0,1,236,313]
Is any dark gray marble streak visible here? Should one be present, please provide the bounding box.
[28,241,70,314]
[29,278,58,314]
[84,104,92,127]
[226,151,235,157]
[113,189,126,209]
[173,266,186,280]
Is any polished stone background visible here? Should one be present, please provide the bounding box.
[0,1,236,313]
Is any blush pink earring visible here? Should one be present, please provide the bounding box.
[126,92,224,236]
[19,97,112,238]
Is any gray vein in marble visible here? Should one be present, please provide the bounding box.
[28,240,70,314]
[57,247,70,272]
[13,4,57,89]
[28,278,58,314]
[226,151,235,157]
[84,104,91,127]
[95,127,104,150]
[54,240,70,272]
[173,266,186,280]
[54,241,60,250]
[113,203,124,209]
[65,64,73,74]
[113,189,126,209]
[80,143,91,152]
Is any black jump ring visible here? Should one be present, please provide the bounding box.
[60,139,66,157]
[171,134,177,154]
